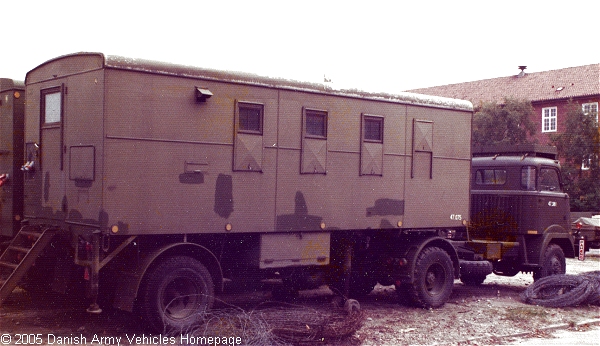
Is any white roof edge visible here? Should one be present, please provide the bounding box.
[103,54,473,112]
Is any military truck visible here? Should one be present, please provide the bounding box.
[455,144,577,285]
[0,54,579,332]
[0,52,477,331]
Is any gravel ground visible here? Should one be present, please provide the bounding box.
[0,250,598,345]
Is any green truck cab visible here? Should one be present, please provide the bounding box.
[456,144,579,285]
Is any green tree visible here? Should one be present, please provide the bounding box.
[550,100,600,212]
[472,98,537,146]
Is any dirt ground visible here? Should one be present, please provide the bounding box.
[0,251,598,346]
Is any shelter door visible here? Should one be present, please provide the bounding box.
[40,85,67,214]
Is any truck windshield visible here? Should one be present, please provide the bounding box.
[539,167,561,192]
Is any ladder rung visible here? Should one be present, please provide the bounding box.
[19,230,43,238]
[7,246,30,253]
[0,261,18,270]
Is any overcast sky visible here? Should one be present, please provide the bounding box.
[1,0,597,93]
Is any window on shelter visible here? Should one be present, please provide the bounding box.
[41,88,62,124]
[238,102,263,134]
[233,101,264,171]
[360,115,384,176]
[305,110,327,138]
[542,107,557,132]
[301,108,328,174]
[363,116,383,142]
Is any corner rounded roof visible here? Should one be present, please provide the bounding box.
[0,78,24,93]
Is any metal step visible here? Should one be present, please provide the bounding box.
[0,225,56,305]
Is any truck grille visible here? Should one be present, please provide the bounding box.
[470,194,522,241]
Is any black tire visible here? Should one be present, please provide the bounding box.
[533,244,566,281]
[408,247,454,308]
[459,260,492,286]
[141,256,214,332]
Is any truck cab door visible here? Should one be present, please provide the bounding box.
[538,166,569,231]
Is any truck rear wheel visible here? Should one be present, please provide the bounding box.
[408,247,454,308]
[141,256,214,332]
[533,244,565,281]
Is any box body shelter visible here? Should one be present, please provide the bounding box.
[0,78,25,238]
[24,53,472,268]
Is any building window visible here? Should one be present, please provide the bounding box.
[582,156,592,171]
[542,107,557,133]
[238,102,263,134]
[582,102,598,123]
[305,110,327,138]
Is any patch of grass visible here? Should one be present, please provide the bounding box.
[502,306,550,323]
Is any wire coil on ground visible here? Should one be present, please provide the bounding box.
[521,272,600,308]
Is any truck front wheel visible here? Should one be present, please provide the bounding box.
[141,256,215,332]
[408,247,454,308]
[533,244,565,281]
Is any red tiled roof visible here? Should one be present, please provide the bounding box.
[407,64,600,104]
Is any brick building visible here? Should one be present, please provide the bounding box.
[407,64,599,146]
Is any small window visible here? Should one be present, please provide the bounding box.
[582,102,598,123]
[363,116,383,142]
[539,167,561,192]
[475,169,507,185]
[542,107,557,133]
[238,102,263,134]
[305,110,327,138]
[582,156,592,171]
[41,88,62,124]
[582,102,598,115]
[521,166,536,191]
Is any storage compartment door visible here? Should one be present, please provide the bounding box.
[259,232,330,269]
